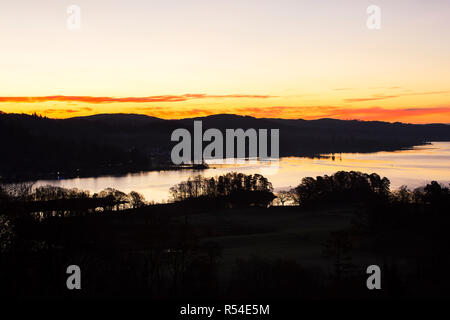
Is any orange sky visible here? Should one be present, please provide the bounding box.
[1,1,450,123]
[1,90,449,123]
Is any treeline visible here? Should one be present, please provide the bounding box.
[169,172,275,208]
[0,114,151,181]
[359,180,450,231]
[273,170,449,213]
[0,184,147,219]
[288,171,391,207]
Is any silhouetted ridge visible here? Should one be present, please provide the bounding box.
[1,112,449,180]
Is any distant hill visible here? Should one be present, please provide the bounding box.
[1,112,450,180]
[70,113,163,124]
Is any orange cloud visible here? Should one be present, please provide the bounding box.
[344,91,450,103]
[135,106,216,118]
[40,107,93,114]
[313,106,450,122]
[344,95,399,102]
[0,94,275,104]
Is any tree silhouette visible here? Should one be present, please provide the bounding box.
[292,171,391,207]
[169,172,275,208]
[129,191,146,209]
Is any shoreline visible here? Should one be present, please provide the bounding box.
[0,163,210,184]
[1,141,438,185]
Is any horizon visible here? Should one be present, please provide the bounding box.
[1,0,450,123]
[2,110,450,125]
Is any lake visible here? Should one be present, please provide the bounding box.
[35,141,450,203]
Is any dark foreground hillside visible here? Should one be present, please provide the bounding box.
[1,112,450,180]
[1,171,450,300]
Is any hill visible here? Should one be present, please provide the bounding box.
[1,112,449,180]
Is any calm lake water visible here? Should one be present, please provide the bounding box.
[35,142,450,203]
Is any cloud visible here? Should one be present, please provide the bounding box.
[344,91,450,103]
[31,107,93,115]
[316,106,450,121]
[344,95,399,102]
[0,94,276,104]
[43,109,80,113]
[334,86,403,92]
[135,106,216,118]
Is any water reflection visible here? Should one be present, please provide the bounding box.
[35,142,450,203]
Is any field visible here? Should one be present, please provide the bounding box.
[176,207,354,269]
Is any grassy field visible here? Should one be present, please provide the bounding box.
[173,206,357,272]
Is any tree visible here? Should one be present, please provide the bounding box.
[98,188,129,211]
[129,191,146,209]
[392,185,412,204]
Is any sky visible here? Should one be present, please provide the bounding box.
[0,0,449,123]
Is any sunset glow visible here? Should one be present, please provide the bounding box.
[1,0,449,123]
